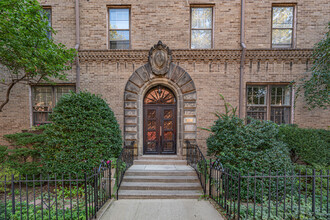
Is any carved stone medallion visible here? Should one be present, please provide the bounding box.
[148,41,172,76]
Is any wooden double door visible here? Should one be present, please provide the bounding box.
[143,105,176,154]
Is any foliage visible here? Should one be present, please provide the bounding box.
[0,0,76,112]
[57,185,86,199]
[278,124,330,166]
[0,201,90,220]
[3,132,46,175]
[237,194,329,220]
[206,95,293,201]
[0,165,20,193]
[39,91,122,177]
[298,22,330,109]
[206,96,292,175]
[0,145,8,164]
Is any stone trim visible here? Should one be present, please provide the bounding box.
[79,49,312,62]
[124,62,197,156]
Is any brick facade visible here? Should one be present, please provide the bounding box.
[0,0,329,153]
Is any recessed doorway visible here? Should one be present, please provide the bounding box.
[143,85,177,154]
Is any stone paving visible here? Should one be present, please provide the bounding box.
[129,164,195,171]
[100,199,224,220]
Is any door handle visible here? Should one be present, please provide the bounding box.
[160,126,162,137]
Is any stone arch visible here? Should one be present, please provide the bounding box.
[124,41,197,156]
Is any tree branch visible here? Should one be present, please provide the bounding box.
[0,75,26,112]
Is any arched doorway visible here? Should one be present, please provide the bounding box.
[124,41,197,156]
[143,85,177,154]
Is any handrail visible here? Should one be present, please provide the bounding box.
[186,140,207,195]
[116,141,134,199]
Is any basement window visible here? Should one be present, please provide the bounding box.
[247,84,292,124]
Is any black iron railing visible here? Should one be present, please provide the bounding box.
[186,140,207,195]
[0,161,112,220]
[116,142,134,199]
[209,161,330,219]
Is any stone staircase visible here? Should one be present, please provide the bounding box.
[117,155,203,199]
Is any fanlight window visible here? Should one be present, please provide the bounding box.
[144,86,176,104]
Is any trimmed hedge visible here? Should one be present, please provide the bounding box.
[40,91,122,177]
[278,124,330,166]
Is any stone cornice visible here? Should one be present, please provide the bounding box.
[245,49,313,60]
[79,49,313,62]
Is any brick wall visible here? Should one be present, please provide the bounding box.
[245,0,329,48]
[1,0,329,152]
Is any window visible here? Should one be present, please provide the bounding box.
[109,8,130,49]
[43,7,52,39]
[32,86,75,125]
[272,5,295,48]
[191,6,213,49]
[247,84,292,124]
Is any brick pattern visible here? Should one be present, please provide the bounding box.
[1,0,329,153]
[245,0,329,49]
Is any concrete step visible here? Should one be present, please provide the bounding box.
[125,170,196,177]
[133,160,187,165]
[118,190,202,199]
[120,182,202,190]
[123,175,199,183]
[138,155,183,160]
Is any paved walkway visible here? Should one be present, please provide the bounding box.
[100,199,224,220]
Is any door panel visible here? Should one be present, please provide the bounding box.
[160,107,176,154]
[144,107,159,154]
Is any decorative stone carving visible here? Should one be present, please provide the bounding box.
[148,41,172,75]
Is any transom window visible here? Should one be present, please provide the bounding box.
[109,8,130,49]
[191,6,213,49]
[32,86,75,125]
[144,86,176,105]
[247,84,292,124]
[272,5,295,48]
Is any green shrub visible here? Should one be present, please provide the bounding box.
[0,165,20,193]
[0,201,90,220]
[40,91,122,177]
[278,124,330,166]
[207,115,292,174]
[206,96,293,201]
[3,132,44,175]
[0,145,8,164]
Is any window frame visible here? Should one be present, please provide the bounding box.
[190,4,214,49]
[31,84,75,125]
[108,6,131,50]
[246,83,293,124]
[271,4,296,49]
[42,6,52,39]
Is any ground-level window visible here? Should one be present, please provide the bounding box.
[32,85,75,125]
[247,84,292,124]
